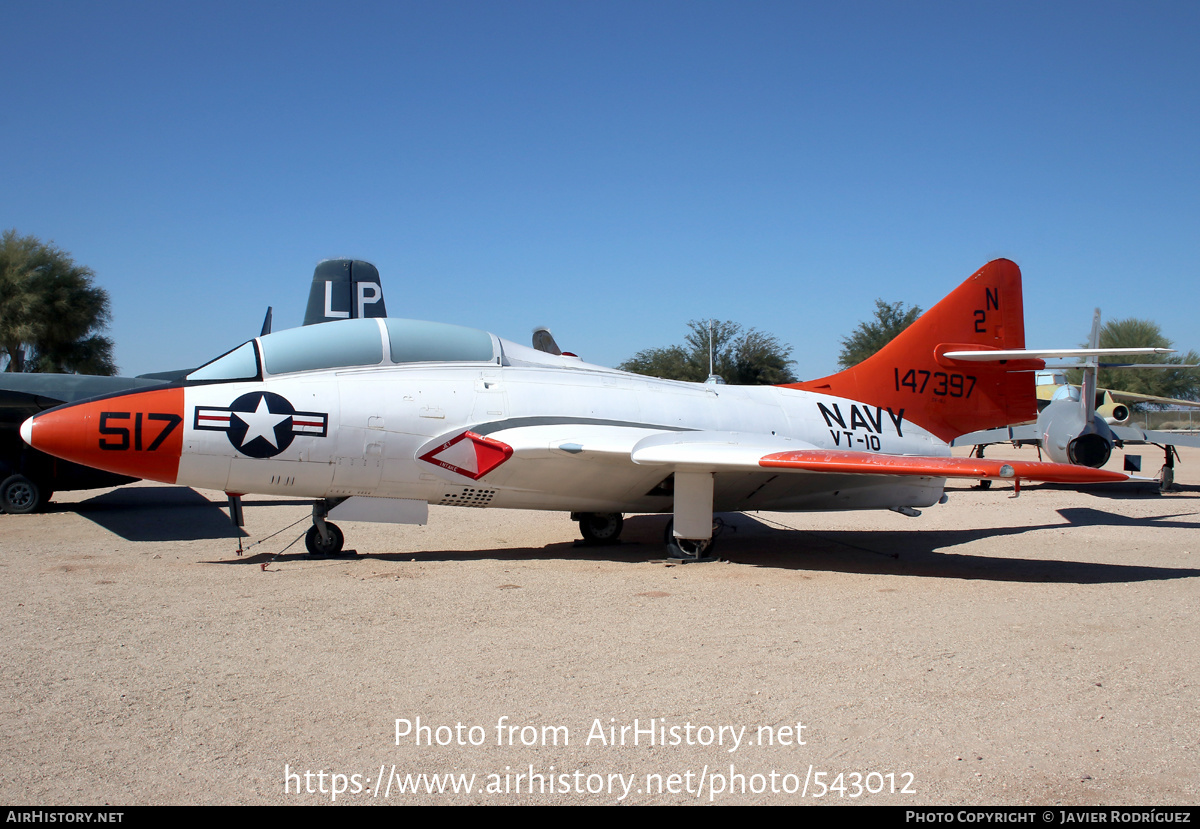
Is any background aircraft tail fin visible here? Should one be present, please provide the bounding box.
[784,259,1039,442]
[1080,308,1101,422]
[303,259,387,325]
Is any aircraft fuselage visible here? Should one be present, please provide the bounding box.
[163,360,946,515]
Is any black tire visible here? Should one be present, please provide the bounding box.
[578,512,624,544]
[305,522,345,557]
[663,519,715,561]
[1,475,46,514]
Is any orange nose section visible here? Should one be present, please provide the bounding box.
[21,387,185,484]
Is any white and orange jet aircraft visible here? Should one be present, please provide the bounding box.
[21,259,1131,560]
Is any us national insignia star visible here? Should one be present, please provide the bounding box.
[194,391,329,458]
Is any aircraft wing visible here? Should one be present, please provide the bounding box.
[1105,389,1200,408]
[629,431,1126,483]
[0,373,165,406]
[487,423,689,464]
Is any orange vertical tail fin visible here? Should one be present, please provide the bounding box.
[784,259,1040,442]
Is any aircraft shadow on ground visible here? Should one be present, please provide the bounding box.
[945,480,1200,500]
[716,512,1200,584]
[210,511,1200,586]
[66,487,247,542]
[1045,481,1200,500]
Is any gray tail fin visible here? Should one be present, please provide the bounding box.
[303,259,387,325]
[531,327,562,355]
[1081,308,1101,422]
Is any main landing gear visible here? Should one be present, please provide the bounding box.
[306,499,347,557]
[572,472,723,561]
[575,512,624,545]
[1159,445,1179,493]
[572,509,719,560]
[968,444,992,489]
[663,519,718,562]
[662,470,721,562]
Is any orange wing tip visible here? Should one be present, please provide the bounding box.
[759,450,1129,484]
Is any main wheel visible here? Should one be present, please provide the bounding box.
[305,522,345,556]
[578,512,624,544]
[1,475,46,514]
[663,519,716,561]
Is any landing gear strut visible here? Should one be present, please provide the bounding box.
[968,445,992,489]
[664,471,719,562]
[306,499,346,556]
[663,519,718,562]
[1159,445,1179,493]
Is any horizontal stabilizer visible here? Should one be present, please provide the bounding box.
[944,347,1174,362]
[951,425,1040,446]
[1110,425,1200,449]
[1041,363,1198,370]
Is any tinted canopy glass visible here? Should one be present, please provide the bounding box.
[384,319,495,364]
[261,318,384,375]
[186,341,260,382]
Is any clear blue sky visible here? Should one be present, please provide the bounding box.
[3,1,1198,379]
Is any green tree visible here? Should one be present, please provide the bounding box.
[1069,318,1200,405]
[618,320,797,384]
[837,299,922,369]
[0,230,116,374]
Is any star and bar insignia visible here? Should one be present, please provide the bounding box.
[194,391,328,459]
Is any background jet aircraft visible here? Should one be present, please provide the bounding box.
[0,259,386,513]
[954,309,1200,490]
[21,259,1130,559]
[1036,369,1200,426]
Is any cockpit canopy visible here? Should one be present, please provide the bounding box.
[186,318,498,383]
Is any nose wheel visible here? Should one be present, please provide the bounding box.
[305,522,345,556]
[306,499,347,557]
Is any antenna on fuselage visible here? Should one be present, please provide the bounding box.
[705,319,725,385]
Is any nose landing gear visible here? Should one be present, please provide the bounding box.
[306,499,347,557]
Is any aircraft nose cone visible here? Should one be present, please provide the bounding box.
[22,387,186,484]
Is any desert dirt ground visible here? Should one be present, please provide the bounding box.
[2,443,1199,805]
